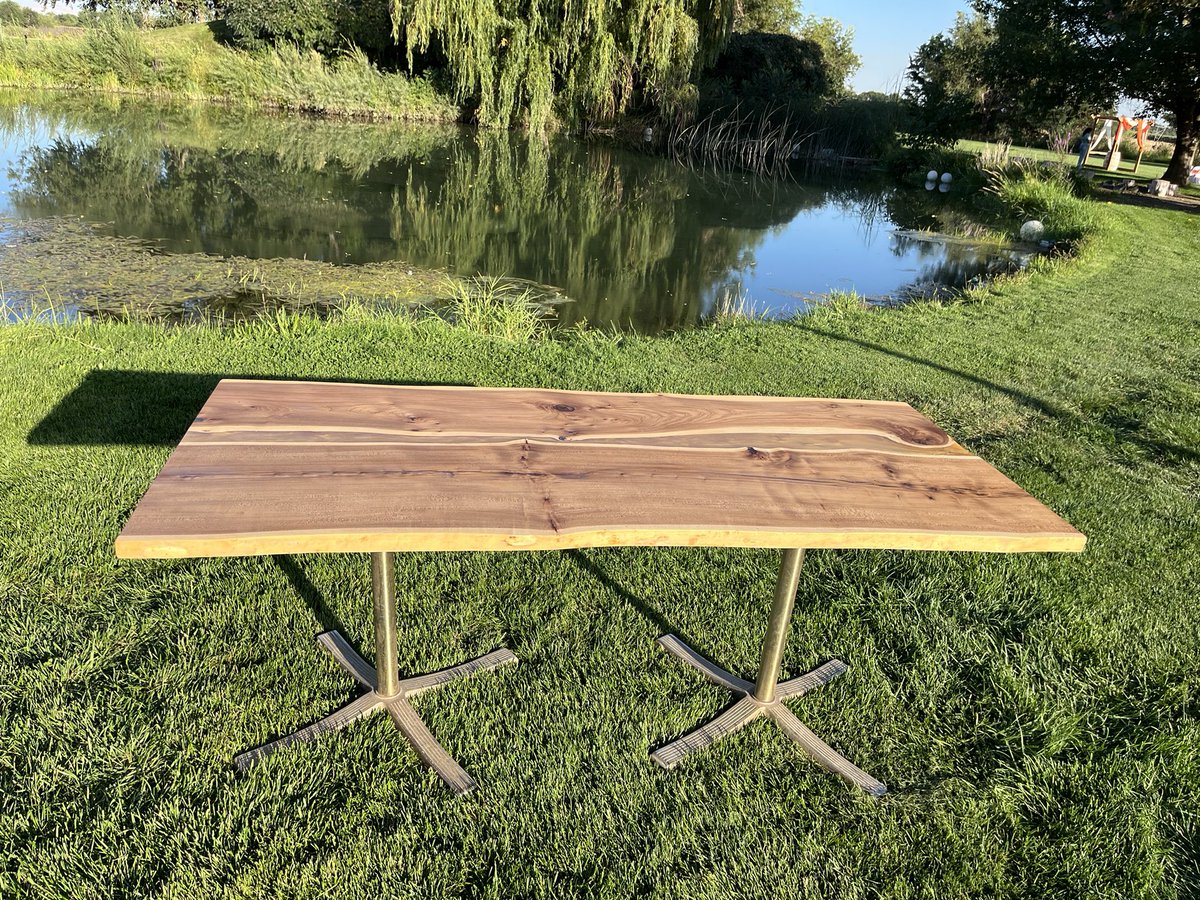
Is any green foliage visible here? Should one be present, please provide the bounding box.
[0,24,458,121]
[985,163,1105,242]
[731,1,859,97]
[84,13,151,84]
[389,0,736,129]
[0,1,42,26]
[704,32,831,112]
[921,1,1199,182]
[695,26,876,164]
[795,15,858,98]
[443,275,547,341]
[904,11,1111,147]
[0,0,82,25]
[218,0,336,52]
[734,0,801,34]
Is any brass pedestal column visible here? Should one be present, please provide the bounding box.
[235,552,517,795]
[651,548,886,796]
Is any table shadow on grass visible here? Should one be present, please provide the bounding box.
[795,324,1200,466]
[26,368,472,446]
[275,554,349,638]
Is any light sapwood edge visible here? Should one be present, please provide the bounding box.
[189,423,954,447]
[183,437,971,457]
[213,379,916,406]
[115,525,1086,559]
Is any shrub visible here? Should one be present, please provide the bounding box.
[217,0,336,52]
[701,32,832,118]
[0,1,41,26]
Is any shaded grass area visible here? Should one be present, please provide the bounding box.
[0,22,458,122]
[1,202,1198,897]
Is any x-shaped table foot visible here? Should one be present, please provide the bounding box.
[651,634,887,796]
[234,630,517,795]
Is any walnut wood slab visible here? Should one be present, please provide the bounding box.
[115,381,1086,559]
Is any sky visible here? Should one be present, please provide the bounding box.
[14,0,975,96]
[801,0,973,93]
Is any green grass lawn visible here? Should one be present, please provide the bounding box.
[1,199,1198,897]
[957,139,1171,182]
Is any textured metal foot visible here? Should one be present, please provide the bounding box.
[236,630,516,794]
[652,635,886,796]
[768,704,887,797]
[650,695,763,769]
[233,691,385,771]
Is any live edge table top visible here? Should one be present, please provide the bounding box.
[115,380,1086,559]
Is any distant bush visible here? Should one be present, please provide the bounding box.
[0,0,80,26]
[819,93,906,158]
[0,1,40,26]
[217,0,336,52]
[700,32,832,118]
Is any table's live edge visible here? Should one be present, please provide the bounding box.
[115,526,1086,559]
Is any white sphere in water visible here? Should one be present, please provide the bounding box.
[1020,220,1045,242]
[940,172,953,184]
[927,169,938,181]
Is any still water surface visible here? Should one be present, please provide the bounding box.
[0,95,1024,331]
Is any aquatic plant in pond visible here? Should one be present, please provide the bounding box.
[0,218,564,325]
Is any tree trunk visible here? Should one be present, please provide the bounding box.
[1164,112,1199,184]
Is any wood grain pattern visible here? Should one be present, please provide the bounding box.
[115,380,1086,558]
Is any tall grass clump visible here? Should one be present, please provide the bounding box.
[986,163,1106,243]
[83,15,150,85]
[442,276,553,341]
[0,23,459,122]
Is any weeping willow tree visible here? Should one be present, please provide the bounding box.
[389,0,737,129]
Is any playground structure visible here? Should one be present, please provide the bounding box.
[1084,114,1154,173]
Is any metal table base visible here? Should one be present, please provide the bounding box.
[234,552,517,795]
[652,549,887,797]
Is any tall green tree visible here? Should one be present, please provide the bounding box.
[905,11,1113,145]
[974,0,1200,182]
[389,0,738,129]
[733,0,859,95]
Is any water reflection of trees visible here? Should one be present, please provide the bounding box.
[4,94,845,330]
[888,231,1025,299]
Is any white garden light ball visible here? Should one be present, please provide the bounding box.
[927,169,938,181]
[1020,220,1045,242]
[940,172,953,184]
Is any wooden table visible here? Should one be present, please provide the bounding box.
[117,380,1085,796]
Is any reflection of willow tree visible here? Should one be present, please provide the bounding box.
[6,94,833,330]
[386,131,832,328]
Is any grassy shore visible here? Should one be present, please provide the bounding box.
[2,194,1198,897]
[0,22,458,121]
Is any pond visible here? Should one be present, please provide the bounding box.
[0,93,1030,331]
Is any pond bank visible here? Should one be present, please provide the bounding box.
[0,22,459,122]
